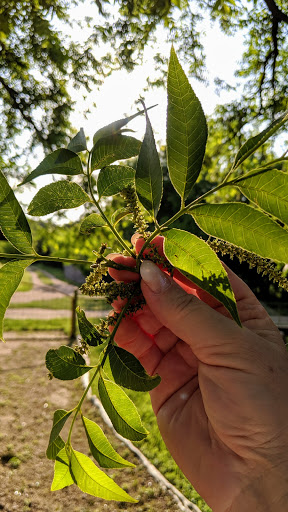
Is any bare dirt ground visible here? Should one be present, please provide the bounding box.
[0,331,184,512]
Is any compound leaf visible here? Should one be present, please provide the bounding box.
[104,345,161,391]
[79,214,107,234]
[97,165,135,198]
[91,135,141,172]
[98,375,148,441]
[46,346,92,380]
[136,105,163,218]
[47,409,73,460]
[71,449,137,502]
[28,181,91,216]
[163,229,240,325]
[82,416,135,468]
[191,203,288,263]
[51,448,74,491]
[67,128,87,153]
[167,47,207,201]
[0,170,34,254]
[76,307,103,346]
[20,149,83,185]
[0,259,34,341]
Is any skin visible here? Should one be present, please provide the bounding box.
[108,235,288,511]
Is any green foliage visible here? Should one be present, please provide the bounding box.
[1,46,288,507]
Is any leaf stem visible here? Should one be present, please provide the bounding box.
[0,253,94,265]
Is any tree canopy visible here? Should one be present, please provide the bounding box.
[0,0,287,175]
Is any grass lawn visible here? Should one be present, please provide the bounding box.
[3,318,72,336]
[17,270,33,292]
[89,348,211,512]
[9,296,109,311]
[33,262,80,285]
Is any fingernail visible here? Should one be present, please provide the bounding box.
[140,260,171,293]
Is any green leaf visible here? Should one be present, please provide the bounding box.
[163,229,240,325]
[46,346,92,380]
[91,135,141,172]
[76,307,103,346]
[67,128,87,153]
[97,165,135,198]
[235,169,288,225]
[98,375,148,441]
[46,409,73,460]
[82,416,135,468]
[136,104,163,218]
[28,181,91,216]
[232,110,288,170]
[20,149,83,185]
[51,448,74,491]
[70,449,137,502]
[92,106,156,145]
[104,345,161,391]
[79,214,107,234]
[191,203,288,262]
[0,259,34,341]
[111,208,133,226]
[167,47,208,201]
[0,170,34,254]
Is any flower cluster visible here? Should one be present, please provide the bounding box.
[120,184,149,237]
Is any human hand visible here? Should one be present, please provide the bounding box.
[108,236,288,512]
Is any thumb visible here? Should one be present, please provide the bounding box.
[140,260,248,366]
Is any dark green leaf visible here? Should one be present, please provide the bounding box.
[70,449,137,502]
[97,165,135,198]
[79,214,107,234]
[67,128,87,153]
[46,346,92,380]
[98,375,148,441]
[82,416,135,468]
[51,448,74,491]
[111,208,133,226]
[46,409,73,460]
[232,110,288,170]
[0,170,34,254]
[191,203,288,262]
[235,169,288,225]
[91,135,141,172]
[167,47,208,201]
[163,229,240,325]
[0,259,34,341]
[136,104,163,218]
[28,181,91,216]
[76,307,103,346]
[20,149,83,185]
[104,345,161,391]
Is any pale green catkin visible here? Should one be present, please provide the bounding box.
[120,184,149,237]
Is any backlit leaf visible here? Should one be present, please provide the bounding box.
[97,165,135,198]
[98,375,148,441]
[0,259,34,341]
[104,345,161,391]
[136,104,163,218]
[79,214,107,234]
[46,345,92,380]
[67,128,87,153]
[71,449,137,502]
[91,135,141,172]
[0,170,34,254]
[28,181,91,216]
[51,448,74,491]
[76,307,103,346]
[163,229,240,325]
[167,47,208,201]
[82,416,135,468]
[111,208,133,226]
[47,409,73,460]
[191,202,288,262]
[20,149,83,185]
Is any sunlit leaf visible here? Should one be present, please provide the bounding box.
[167,47,207,201]
[0,170,34,254]
[76,307,103,346]
[51,448,74,491]
[104,345,161,391]
[46,409,73,460]
[71,449,137,502]
[20,149,83,185]
[79,214,107,234]
[191,202,288,262]
[97,165,135,198]
[67,128,87,153]
[91,135,141,172]
[163,229,240,324]
[45,345,93,380]
[0,259,34,341]
[82,416,135,468]
[98,375,148,441]
[28,181,91,216]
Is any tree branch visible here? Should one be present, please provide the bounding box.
[263,0,288,24]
